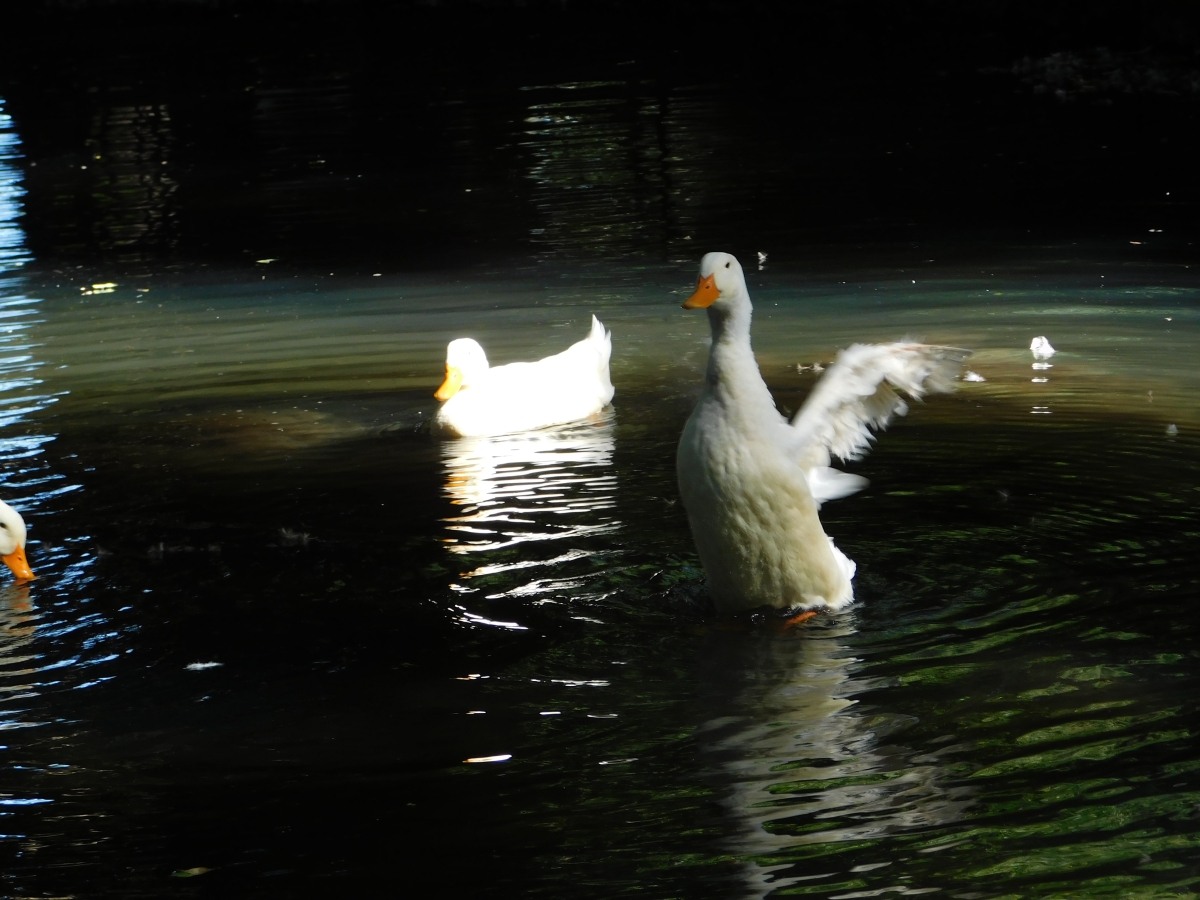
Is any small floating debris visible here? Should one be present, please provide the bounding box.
[1032,377,1048,383]
[1030,336,1056,359]
[278,528,313,547]
[539,711,561,716]
[464,754,512,764]
[1167,424,1179,436]
[255,258,276,264]
[963,371,986,382]
[1032,362,1053,370]
[796,362,825,374]
[172,867,211,878]
[80,282,117,296]
[185,662,224,671]
[599,758,638,766]
[1031,406,1052,415]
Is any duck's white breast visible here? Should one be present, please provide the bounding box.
[677,395,852,611]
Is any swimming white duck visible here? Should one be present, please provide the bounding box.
[0,500,34,581]
[434,315,614,437]
[676,252,968,616]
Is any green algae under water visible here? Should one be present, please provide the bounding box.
[0,255,1199,899]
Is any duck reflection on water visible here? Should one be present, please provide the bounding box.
[702,618,973,898]
[0,579,55,736]
[0,580,36,657]
[438,414,619,614]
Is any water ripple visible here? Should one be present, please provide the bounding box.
[0,102,119,788]
[439,415,619,629]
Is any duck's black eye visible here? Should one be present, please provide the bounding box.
[0,522,8,529]
[725,262,731,268]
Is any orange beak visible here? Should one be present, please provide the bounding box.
[682,273,719,309]
[435,365,464,401]
[2,545,34,581]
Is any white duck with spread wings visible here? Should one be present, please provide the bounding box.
[676,252,969,614]
[434,315,614,438]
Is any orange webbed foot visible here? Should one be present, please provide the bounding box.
[779,610,819,631]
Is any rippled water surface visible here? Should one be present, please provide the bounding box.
[3,13,1200,897]
[3,249,1200,897]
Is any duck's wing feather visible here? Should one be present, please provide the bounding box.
[787,342,970,501]
[488,316,613,403]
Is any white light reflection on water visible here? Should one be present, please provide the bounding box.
[520,81,717,260]
[0,102,54,739]
[440,414,618,618]
[0,103,30,275]
[0,102,103,748]
[86,102,177,258]
[707,624,970,899]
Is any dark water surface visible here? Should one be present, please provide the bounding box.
[2,4,1200,897]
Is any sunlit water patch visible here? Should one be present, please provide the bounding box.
[441,415,619,621]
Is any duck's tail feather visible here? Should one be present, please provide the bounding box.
[805,466,869,508]
[819,536,857,611]
[589,315,615,404]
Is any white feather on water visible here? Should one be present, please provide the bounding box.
[1030,336,1056,359]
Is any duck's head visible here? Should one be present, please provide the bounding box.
[0,501,33,581]
[435,338,491,401]
[682,252,747,311]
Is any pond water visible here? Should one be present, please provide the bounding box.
[5,250,1200,897]
[3,13,1200,898]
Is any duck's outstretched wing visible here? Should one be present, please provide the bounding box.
[787,342,971,504]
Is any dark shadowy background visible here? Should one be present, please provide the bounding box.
[1,0,1198,272]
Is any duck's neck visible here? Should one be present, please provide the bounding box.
[701,288,779,420]
[705,289,756,386]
